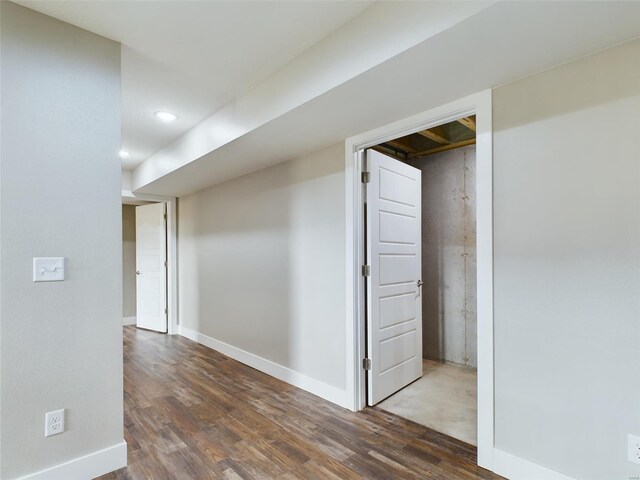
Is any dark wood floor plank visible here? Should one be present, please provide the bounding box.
[97,327,504,480]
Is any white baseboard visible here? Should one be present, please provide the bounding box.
[18,441,127,480]
[178,326,349,409]
[493,448,575,480]
[123,316,136,326]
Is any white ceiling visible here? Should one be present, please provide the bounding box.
[17,0,373,169]
[130,0,640,196]
[15,0,640,198]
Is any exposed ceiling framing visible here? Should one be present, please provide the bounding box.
[374,115,476,161]
[457,116,476,132]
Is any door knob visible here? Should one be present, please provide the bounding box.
[136,271,141,276]
[417,280,423,287]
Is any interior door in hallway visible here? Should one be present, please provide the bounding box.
[135,203,167,333]
[366,149,422,405]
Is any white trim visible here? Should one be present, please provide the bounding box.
[17,441,127,480]
[178,326,350,409]
[475,89,494,470]
[123,193,179,335]
[122,316,136,326]
[344,90,494,470]
[165,198,178,335]
[493,449,575,480]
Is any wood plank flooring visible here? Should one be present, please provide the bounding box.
[98,327,504,480]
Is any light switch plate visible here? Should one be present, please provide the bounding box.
[33,257,65,282]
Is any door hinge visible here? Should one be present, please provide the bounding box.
[362,264,371,277]
[361,171,370,184]
[164,213,167,220]
[164,260,168,268]
[164,307,168,315]
[363,358,372,370]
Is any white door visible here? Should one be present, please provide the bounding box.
[135,203,167,333]
[366,149,422,405]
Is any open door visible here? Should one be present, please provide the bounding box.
[135,203,167,333]
[366,149,422,405]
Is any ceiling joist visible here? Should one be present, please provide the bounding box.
[375,115,477,160]
[407,138,476,159]
[385,139,416,153]
[457,116,476,132]
[417,127,450,145]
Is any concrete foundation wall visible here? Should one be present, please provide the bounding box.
[408,145,476,368]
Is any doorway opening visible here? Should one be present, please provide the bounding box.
[345,91,493,469]
[369,117,478,446]
[122,198,175,334]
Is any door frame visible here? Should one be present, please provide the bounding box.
[123,192,178,335]
[344,90,494,469]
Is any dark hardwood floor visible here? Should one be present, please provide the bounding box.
[99,326,503,480]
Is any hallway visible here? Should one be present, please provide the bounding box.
[100,327,501,479]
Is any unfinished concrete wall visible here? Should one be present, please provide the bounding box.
[407,145,476,368]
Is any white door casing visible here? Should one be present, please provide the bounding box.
[347,91,493,469]
[366,149,422,405]
[135,203,167,333]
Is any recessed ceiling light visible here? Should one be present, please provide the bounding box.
[155,111,178,122]
[119,150,130,159]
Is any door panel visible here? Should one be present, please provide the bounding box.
[379,211,415,244]
[379,168,417,206]
[379,255,416,285]
[136,203,167,333]
[367,149,422,405]
[379,293,416,329]
[380,329,418,373]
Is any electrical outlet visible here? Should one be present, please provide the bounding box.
[45,409,65,437]
[629,434,640,464]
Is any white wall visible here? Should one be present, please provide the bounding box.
[179,143,347,396]
[493,39,640,480]
[177,40,640,480]
[122,205,136,318]
[0,3,124,479]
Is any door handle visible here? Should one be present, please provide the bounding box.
[417,280,423,287]
[136,271,141,276]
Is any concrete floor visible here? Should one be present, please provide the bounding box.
[377,359,477,446]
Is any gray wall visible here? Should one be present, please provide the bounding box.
[0,3,124,478]
[122,205,137,318]
[493,39,640,480]
[179,143,346,390]
[408,146,476,368]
